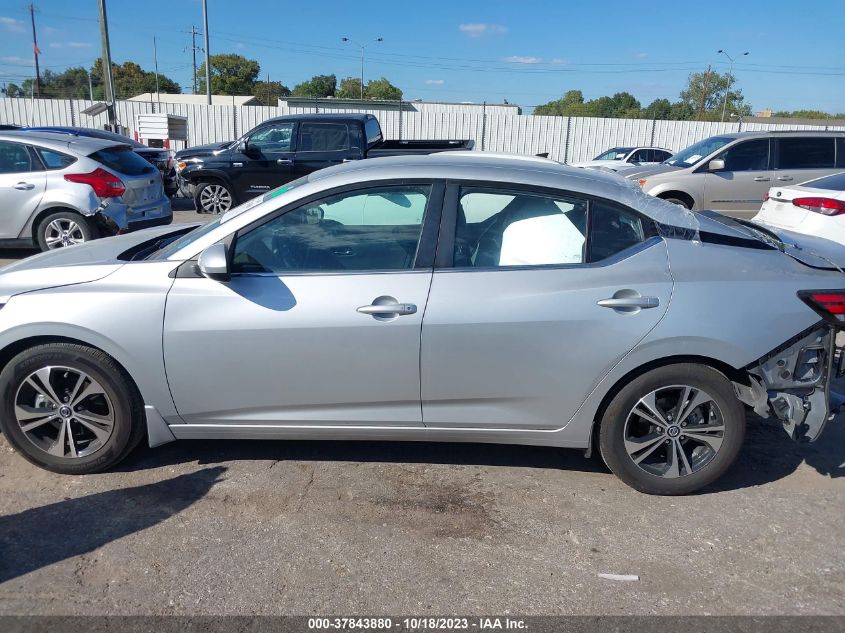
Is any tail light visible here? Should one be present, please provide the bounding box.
[799,290,845,323]
[64,168,125,198]
[792,197,845,216]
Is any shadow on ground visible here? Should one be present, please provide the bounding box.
[116,415,844,494]
[0,466,226,585]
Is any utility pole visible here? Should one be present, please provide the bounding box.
[696,65,711,121]
[718,49,749,122]
[86,69,93,100]
[97,0,117,130]
[28,4,41,98]
[153,36,160,107]
[341,37,383,99]
[187,25,202,95]
[267,72,270,106]
[202,0,211,105]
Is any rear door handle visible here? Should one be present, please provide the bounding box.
[357,303,417,316]
[753,177,770,182]
[777,176,794,182]
[13,182,34,190]
[597,297,660,309]
[276,159,293,165]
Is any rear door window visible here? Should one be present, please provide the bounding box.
[0,141,36,173]
[805,172,845,192]
[90,146,155,176]
[298,122,351,152]
[777,137,835,170]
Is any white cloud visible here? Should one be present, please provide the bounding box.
[636,52,648,58]
[459,23,507,37]
[551,58,567,65]
[425,79,445,85]
[503,55,541,64]
[1,55,32,65]
[0,16,24,33]
[44,26,59,34]
[49,41,92,49]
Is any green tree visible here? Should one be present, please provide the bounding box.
[678,70,751,120]
[197,54,260,95]
[534,90,588,116]
[251,80,291,106]
[292,74,337,98]
[91,58,179,99]
[773,110,834,120]
[364,77,402,101]
[643,98,673,120]
[336,77,363,99]
[3,82,24,97]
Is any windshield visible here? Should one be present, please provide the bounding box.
[594,147,632,161]
[664,136,733,167]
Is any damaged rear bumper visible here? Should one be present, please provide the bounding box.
[738,324,843,442]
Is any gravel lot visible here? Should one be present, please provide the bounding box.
[0,201,843,616]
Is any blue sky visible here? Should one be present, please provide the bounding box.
[0,0,842,113]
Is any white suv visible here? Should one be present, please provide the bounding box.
[0,131,172,250]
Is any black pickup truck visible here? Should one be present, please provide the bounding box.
[175,113,475,213]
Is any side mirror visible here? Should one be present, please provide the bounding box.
[708,158,726,171]
[236,140,248,153]
[197,243,230,282]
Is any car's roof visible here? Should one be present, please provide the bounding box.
[308,152,638,200]
[0,130,131,153]
[723,130,845,139]
[262,113,374,125]
[23,126,146,148]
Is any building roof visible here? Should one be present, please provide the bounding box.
[128,93,259,106]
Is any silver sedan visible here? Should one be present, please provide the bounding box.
[0,154,842,494]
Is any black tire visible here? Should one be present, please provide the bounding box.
[35,210,95,251]
[194,181,235,214]
[598,363,745,495]
[0,343,145,474]
[661,196,692,210]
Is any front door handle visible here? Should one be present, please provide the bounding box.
[276,159,293,165]
[777,175,794,182]
[13,182,34,190]
[597,296,660,309]
[357,303,417,316]
[753,176,771,182]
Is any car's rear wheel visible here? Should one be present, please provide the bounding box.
[0,343,145,474]
[35,210,95,251]
[195,181,234,214]
[598,364,745,495]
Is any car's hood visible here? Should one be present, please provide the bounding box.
[622,163,682,179]
[175,141,234,159]
[0,225,191,301]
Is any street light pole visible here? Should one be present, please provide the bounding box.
[717,49,749,122]
[341,37,383,99]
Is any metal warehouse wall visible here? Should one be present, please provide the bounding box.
[2,98,843,163]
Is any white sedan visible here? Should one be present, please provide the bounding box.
[753,172,845,245]
[569,146,674,171]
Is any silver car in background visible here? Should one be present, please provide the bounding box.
[0,131,172,250]
[625,131,845,219]
[0,154,842,495]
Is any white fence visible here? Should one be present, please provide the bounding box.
[2,97,844,164]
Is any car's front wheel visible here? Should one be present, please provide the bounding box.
[0,343,145,474]
[598,364,745,495]
[194,181,235,214]
[35,210,95,251]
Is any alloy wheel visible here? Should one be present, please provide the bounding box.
[14,366,115,459]
[199,184,233,213]
[44,218,85,249]
[623,385,725,478]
